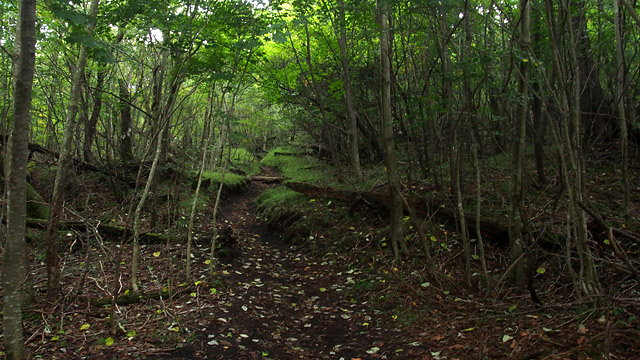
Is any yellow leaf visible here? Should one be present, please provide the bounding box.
[204,259,211,265]
[194,281,203,286]
[190,292,197,297]
[105,337,114,346]
[79,323,91,331]
[153,251,161,257]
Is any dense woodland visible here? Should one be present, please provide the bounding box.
[1,0,640,358]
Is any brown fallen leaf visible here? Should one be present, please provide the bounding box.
[577,335,586,345]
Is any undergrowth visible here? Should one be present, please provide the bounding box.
[261,146,334,185]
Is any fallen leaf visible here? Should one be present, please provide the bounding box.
[366,346,380,354]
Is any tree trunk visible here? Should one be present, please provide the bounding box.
[83,68,105,163]
[337,0,362,181]
[44,0,99,298]
[507,0,530,287]
[613,0,630,222]
[3,0,36,358]
[378,0,405,260]
[119,78,134,164]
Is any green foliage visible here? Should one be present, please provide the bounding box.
[225,147,261,177]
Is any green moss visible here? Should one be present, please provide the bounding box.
[261,147,334,185]
[256,187,307,217]
[187,170,248,191]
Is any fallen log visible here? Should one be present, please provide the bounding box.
[251,175,285,183]
[285,182,511,247]
[26,218,173,244]
[90,283,204,307]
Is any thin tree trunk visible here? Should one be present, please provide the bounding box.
[507,0,530,287]
[337,0,362,181]
[45,0,99,298]
[131,118,166,293]
[613,0,630,222]
[209,123,230,276]
[119,78,134,164]
[3,0,36,358]
[83,68,105,163]
[378,0,404,260]
[186,88,214,283]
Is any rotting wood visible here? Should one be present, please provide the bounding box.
[25,218,173,244]
[251,175,284,183]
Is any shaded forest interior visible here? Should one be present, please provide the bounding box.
[1,0,640,359]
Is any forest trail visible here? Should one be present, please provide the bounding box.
[159,168,432,359]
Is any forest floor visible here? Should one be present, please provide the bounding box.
[3,165,639,359]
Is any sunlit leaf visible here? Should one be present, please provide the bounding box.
[502,334,513,342]
[105,337,114,346]
[366,346,380,354]
[79,323,90,331]
[153,251,161,257]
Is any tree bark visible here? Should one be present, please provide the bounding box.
[507,0,530,287]
[119,78,134,164]
[83,68,105,163]
[336,0,362,181]
[378,0,405,259]
[45,0,100,299]
[613,0,630,222]
[3,0,36,358]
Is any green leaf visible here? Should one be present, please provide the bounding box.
[79,323,90,331]
[153,251,161,257]
[127,330,136,340]
[105,337,114,346]
[536,267,546,274]
[502,334,513,342]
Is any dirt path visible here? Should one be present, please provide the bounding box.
[159,168,431,359]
